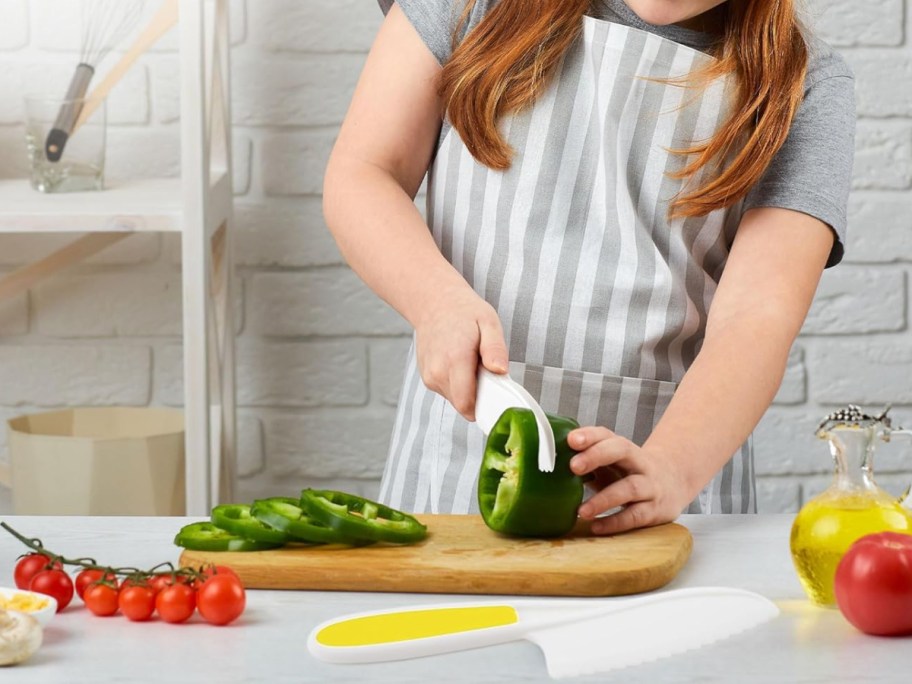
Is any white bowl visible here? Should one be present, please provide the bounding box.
[0,586,57,627]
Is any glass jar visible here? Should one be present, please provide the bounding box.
[790,406,912,606]
[24,96,106,193]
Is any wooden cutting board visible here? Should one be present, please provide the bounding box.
[179,515,692,597]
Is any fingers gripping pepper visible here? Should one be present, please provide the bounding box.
[478,409,584,538]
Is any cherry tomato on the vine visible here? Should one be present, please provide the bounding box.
[84,583,120,617]
[148,574,174,595]
[155,583,196,624]
[149,572,196,592]
[74,569,118,601]
[119,577,152,592]
[14,553,62,590]
[119,585,156,622]
[29,568,74,612]
[198,564,240,583]
[197,574,246,626]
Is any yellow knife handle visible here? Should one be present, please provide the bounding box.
[314,605,519,647]
[308,604,525,664]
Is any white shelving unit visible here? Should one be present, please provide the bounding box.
[0,0,236,516]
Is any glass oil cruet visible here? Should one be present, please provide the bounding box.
[790,405,912,606]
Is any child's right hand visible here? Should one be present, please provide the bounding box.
[414,288,509,422]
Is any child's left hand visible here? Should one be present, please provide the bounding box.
[568,427,692,535]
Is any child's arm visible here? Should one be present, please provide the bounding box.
[569,206,834,533]
[324,5,509,419]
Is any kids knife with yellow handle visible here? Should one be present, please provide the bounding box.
[307,587,779,679]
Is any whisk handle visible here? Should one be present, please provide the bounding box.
[46,62,95,162]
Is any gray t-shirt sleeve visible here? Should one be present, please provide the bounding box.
[377,0,496,66]
[742,44,856,268]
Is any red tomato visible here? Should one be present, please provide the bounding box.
[74,569,118,601]
[29,568,75,612]
[119,577,150,591]
[84,583,120,617]
[198,564,242,586]
[155,584,196,624]
[148,574,176,595]
[149,572,197,592]
[119,585,156,622]
[14,553,61,590]
[835,531,912,636]
[197,575,246,626]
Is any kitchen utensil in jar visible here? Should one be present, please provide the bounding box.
[72,0,179,138]
[45,0,144,162]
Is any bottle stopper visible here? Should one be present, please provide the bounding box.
[816,404,893,435]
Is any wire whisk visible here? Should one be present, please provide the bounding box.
[45,0,144,162]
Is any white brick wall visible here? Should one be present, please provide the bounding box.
[0,0,28,51]
[0,345,151,406]
[0,0,910,516]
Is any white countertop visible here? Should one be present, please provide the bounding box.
[0,514,907,683]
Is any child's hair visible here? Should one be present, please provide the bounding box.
[440,0,808,219]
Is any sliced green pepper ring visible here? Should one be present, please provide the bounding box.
[174,522,283,552]
[300,490,428,544]
[211,504,289,544]
[478,408,584,538]
[250,497,365,545]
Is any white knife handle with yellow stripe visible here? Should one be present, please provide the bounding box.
[308,602,538,663]
[307,588,780,674]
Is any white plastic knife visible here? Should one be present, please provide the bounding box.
[475,368,556,472]
[307,587,780,679]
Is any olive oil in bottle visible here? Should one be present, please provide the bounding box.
[790,495,912,605]
[790,406,912,607]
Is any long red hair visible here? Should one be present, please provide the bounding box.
[439,0,808,219]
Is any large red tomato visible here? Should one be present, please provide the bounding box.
[834,531,912,636]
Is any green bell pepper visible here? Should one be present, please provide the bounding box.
[174,522,283,552]
[211,504,289,544]
[477,408,584,538]
[250,497,364,545]
[300,490,428,544]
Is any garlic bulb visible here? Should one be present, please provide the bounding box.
[0,609,42,666]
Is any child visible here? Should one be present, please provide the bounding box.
[323,0,855,533]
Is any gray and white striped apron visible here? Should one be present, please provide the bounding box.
[379,17,756,516]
